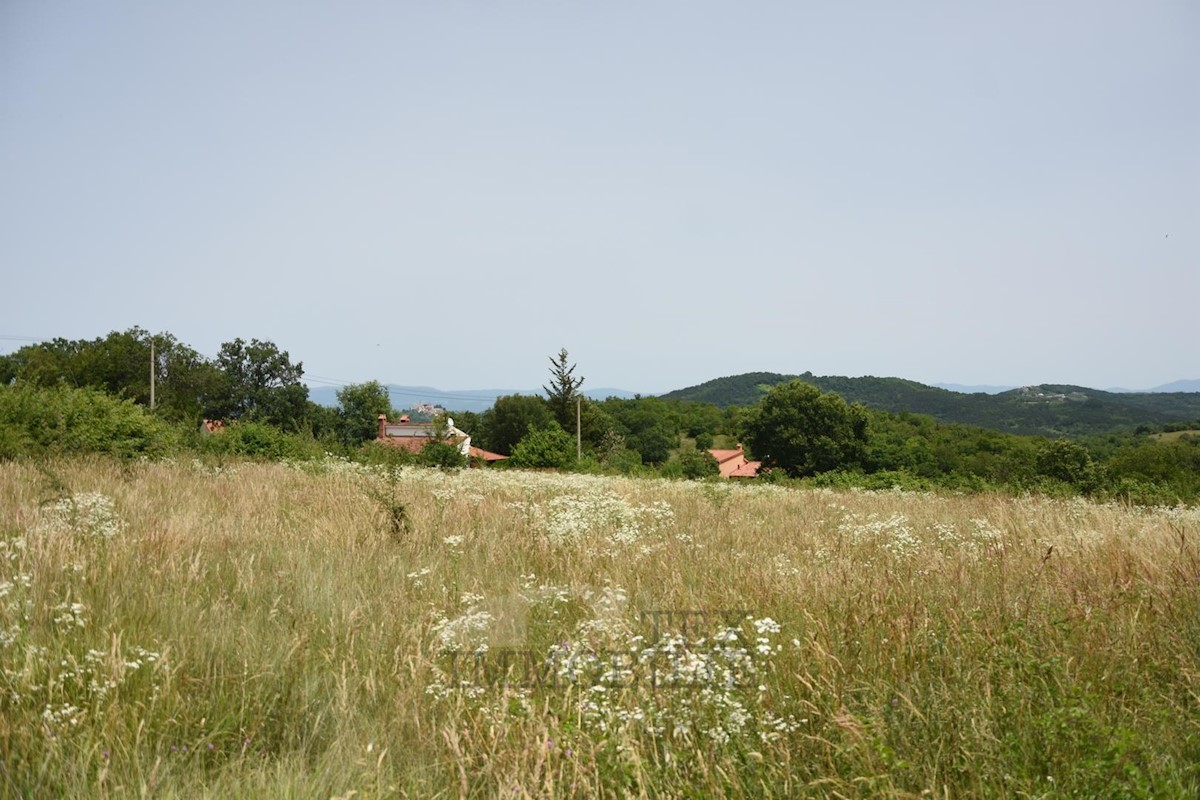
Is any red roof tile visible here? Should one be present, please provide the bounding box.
[469,446,508,462]
[729,461,761,478]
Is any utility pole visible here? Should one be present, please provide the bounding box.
[576,395,582,460]
[149,338,156,410]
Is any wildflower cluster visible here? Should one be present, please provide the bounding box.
[405,566,433,587]
[2,586,166,734]
[2,512,164,737]
[0,536,32,652]
[52,601,89,629]
[425,583,802,754]
[835,511,1012,561]
[431,608,496,654]
[285,453,383,478]
[25,644,166,736]
[773,553,801,577]
[513,492,675,546]
[838,512,919,558]
[190,458,241,478]
[39,493,125,540]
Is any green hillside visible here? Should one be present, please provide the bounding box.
[660,372,1200,437]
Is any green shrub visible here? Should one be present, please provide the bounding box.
[0,382,171,458]
[355,440,417,468]
[419,441,467,470]
[510,423,575,469]
[604,448,644,476]
[0,420,32,461]
[568,454,604,474]
[676,449,719,480]
[658,459,684,479]
[196,421,323,460]
[1036,439,1102,493]
[1109,477,1185,507]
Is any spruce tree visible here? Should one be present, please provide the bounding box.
[543,348,584,431]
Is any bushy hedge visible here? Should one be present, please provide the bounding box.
[190,421,324,461]
[0,383,174,459]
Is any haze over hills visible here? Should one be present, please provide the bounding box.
[935,380,1200,395]
[933,384,1017,395]
[307,384,638,413]
[1144,379,1200,393]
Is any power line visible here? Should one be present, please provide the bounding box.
[305,373,522,403]
[0,334,51,343]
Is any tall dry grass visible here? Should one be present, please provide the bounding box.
[0,456,1198,798]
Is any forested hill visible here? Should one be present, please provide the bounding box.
[660,372,1200,437]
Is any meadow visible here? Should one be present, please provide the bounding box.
[1,456,1198,798]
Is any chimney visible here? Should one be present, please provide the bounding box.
[377,414,388,440]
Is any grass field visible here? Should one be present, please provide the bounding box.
[1,456,1198,798]
[1151,430,1200,443]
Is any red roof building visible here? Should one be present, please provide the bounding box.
[375,415,507,464]
[376,414,469,455]
[708,445,761,479]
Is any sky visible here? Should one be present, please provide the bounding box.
[2,1,1196,395]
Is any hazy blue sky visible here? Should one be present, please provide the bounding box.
[3,1,1196,394]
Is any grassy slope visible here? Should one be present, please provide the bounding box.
[1153,430,1200,443]
[1,458,1198,797]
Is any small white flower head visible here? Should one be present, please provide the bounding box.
[753,617,781,635]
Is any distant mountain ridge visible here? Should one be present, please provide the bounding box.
[659,372,1200,437]
[307,384,638,413]
[1148,379,1200,393]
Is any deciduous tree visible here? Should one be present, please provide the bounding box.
[478,394,554,456]
[0,328,221,422]
[743,381,870,477]
[336,381,394,446]
[210,338,309,430]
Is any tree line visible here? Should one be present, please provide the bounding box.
[2,330,1198,504]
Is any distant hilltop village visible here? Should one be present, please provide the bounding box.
[409,402,447,418]
[1016,386,1089,403]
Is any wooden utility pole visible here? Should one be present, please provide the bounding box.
[576,395,582,460]
[149,338,156,410]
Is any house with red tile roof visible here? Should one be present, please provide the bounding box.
[708,445,761,479]
[375,414,507,464]
[376,414,470,456]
